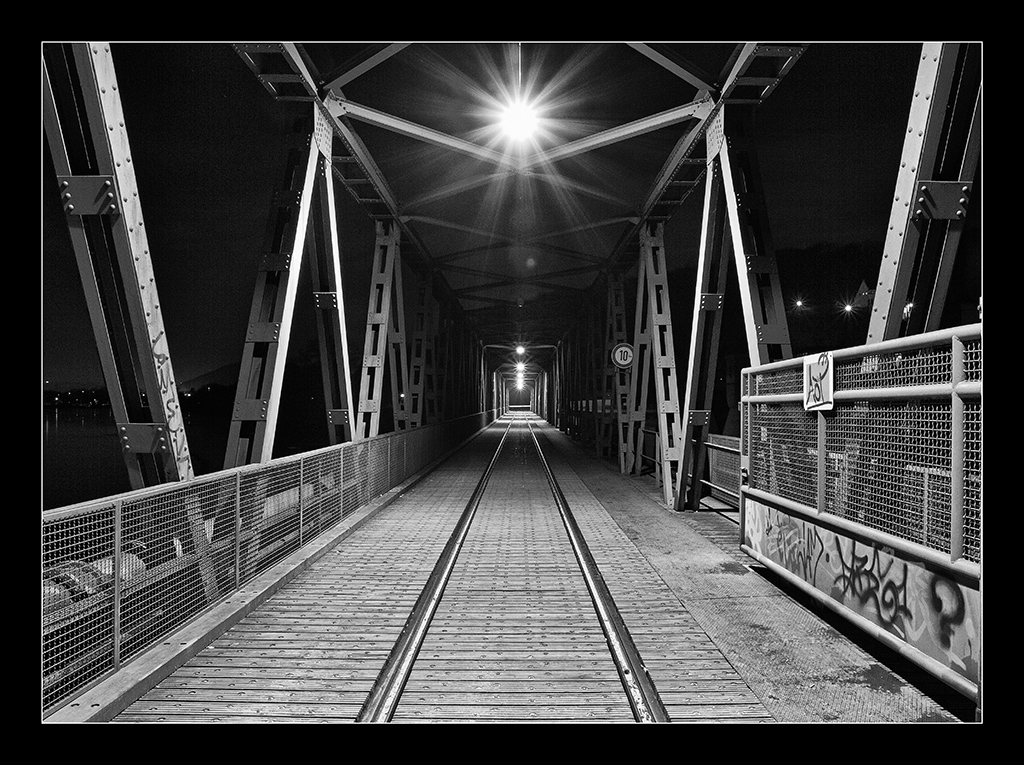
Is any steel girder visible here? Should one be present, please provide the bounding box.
[43,43,194,488]
[868,43,982,342]
[600,274,631,469]
[225,105,357,467]
[676,104,793,510]
[356,220,410,439]
[407,277,440,427]
[625,222,686,509]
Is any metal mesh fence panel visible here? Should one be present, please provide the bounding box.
[748,402,818,508]
[392,432,407,484]
[752,366,802,396]
[824,402,951,550]
[342,440,368,518]
[963,338,982,382]
[237,460,303,583]
[302,450,343,540]
[43,411,498,716]
[963,401,982,563]
[120,476,236,663]
[367,436,391,500]
[835,345,951,390]
[406,426,426,476]
[707,434,740,506]
[42,506,116,714]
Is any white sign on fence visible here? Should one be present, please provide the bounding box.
[803,351,834,411]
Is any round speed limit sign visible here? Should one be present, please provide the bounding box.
[611,343,634,369]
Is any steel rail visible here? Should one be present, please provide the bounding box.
[527,421,671,722]
[355,418,514,722]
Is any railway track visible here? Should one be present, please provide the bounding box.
[361,416,667,722]
[117,416,768,723]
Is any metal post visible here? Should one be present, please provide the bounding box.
[299,456,305,547]
[716,106,793,366]
[234,471,241,591]
[308,121,356,446]
[817,410,827,513]
[641,223,684,508]
[388,245,411,431]
[112,498,123,671]
[225,108,321,466]
[357,220,402,439]
[626,252,652,475]
[680,155,729,509]
[950,335,965,562]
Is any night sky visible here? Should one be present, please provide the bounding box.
[42,42,975,391]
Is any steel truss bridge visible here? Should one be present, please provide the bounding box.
[42,42,982,722]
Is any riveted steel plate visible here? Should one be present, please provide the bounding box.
[234,399,269,421]
[56,175,118,215]
[915,180,972,220]
[314,291,338,310]
[247,322,282,343]
[114,422,174,453]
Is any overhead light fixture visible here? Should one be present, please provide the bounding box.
[515,345,525,355]
[501,99,537,141]
[515,361,526,372]
[500,43,537,141]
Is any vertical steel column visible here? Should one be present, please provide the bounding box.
[600,274,628,461]
[641,223,685,509]
[387,247,411,430]
[225,111,321,467]
[588,296,601,452]
[717,106,793,366]
[679,157,730,509]
[43,44,193,487]
[356,221,405,438]
[406,277,433,428]
[626,252,653,475]
[868,43,981,342]
[307,108,356,445]
[436,309,451,420]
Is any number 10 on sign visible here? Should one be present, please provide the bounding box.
[611,343,634,369]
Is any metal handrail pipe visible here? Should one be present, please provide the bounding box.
[528,422,670,723]
[741,323,982,376]
[703,442,741,455]
[743,487,981,584]
[699,480,739,500]
[43,411,497,522]
[743,379,982,405]
[356,419,514,722]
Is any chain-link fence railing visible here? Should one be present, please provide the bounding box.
[742,325,980,564]
[42,411,497,717]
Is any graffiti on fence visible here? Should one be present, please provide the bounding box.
[745,500,979,685]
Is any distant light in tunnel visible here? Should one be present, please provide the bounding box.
[515,361,526,372]
[516,345,525,355]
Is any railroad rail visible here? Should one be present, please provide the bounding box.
[109,416,768,723]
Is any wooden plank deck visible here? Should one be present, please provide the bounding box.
[393,424,633,722]
[115,419,775,723]
[114,428,502,723]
